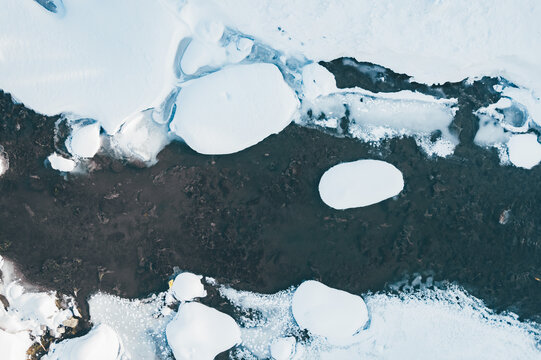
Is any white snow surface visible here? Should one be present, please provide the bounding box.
[0,329,32,360]
[270,337,296,360]
[170,63,299,155]
[507,133,541,170]
[166,302,242,360]
[47,153,76,172]
[44,324,122,360]
[0,146,8,177]
[220,281,541,360]
[66,122,101,159]
[319,160,404,209]
[171,272,207,302]
[0,0,186,134]
[198,0,541,101]
[291,281,368,345]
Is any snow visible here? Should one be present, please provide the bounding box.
[0,0,187,134]
[166,302,241,360]
[291,281,368,345]
[0,146,8,177]
[318,160,404,209]
[270,337,296,360]
[66,122,101,159]
[220,281,541,360]
[44,324,122,360]
[169,63,299,155]
[507,133,541,169]
[0,330,32,360]
[301,63,337,101]
[170,272,207,302]
[47,153,76,172]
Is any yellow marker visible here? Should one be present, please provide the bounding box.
[535,277,541,282]
[168,279,174,288]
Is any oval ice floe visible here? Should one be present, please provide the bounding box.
[507,133,541,169]
[318,159,404,210]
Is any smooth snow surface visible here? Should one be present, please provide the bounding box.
[0,0,186,134]
[270,337,296,360]
[44,324,122,360]
[292,281,368,345]
[301,63,337,101]
[166,302,241,360]
[507,133,541,169]
[171,272,207,302]
[47,153,76,172]
[319,160,404,209]
[66,122,101,159]
[170,63,299,155]
[0,329,32,360]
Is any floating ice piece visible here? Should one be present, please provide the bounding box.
[507,133,541,169]
[47,153,76,172]
[109,110,171,165]
[301,63,337,101]
[291,280,368,345]
[270,336,296,360]
[170,63,299,155]
[171,272,207,302]
[0,0,188,134]
[166,302,241,360]
[0,330,32,360]
[0,146,8,177]
[44,324,122,360]
[66,122,101,159]
[318,160,404,209]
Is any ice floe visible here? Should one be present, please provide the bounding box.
[507,133,541,170]
[47,152,76,172]
[270,337,296,360]
[169,63,299,155]
[170,272,207,302]
[166,302,241,360]
[44,324,123,360]
[0,146,8,177]
[291,280,368,345]
[319,160,404,209]
[66,121,101,159]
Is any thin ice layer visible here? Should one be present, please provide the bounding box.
[0,0,187,133]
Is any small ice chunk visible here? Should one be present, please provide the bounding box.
[291,280,368,345]
[301,63,337,100]
[110,110,171,165]
[47,153,76,172]
[44,324,122,360]
[170,63,299,155]
[507,133,541,169]
[66,122,101,158]
[0,146,8,177]
[318,160,404,209]
[171,272,207,302]
[270,337,296,360]
[166,302,241,360]
[0,329,32,360]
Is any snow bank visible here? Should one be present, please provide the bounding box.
[299,89,458,157]
[47,153,76,172]
[0,146,8,177]
[319,160,404,209]
[44,324,122,360]
[170,272,207,302]
[170,63,299,155]
[166,302,241,360]
[507,133,541,170]
[0,0,187,134]
[220,281,541,360]
[291,281,368,345]
[0,329,32,360]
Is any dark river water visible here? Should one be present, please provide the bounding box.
[0,59,539,334]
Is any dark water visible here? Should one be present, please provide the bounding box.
[0,58,540,333]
